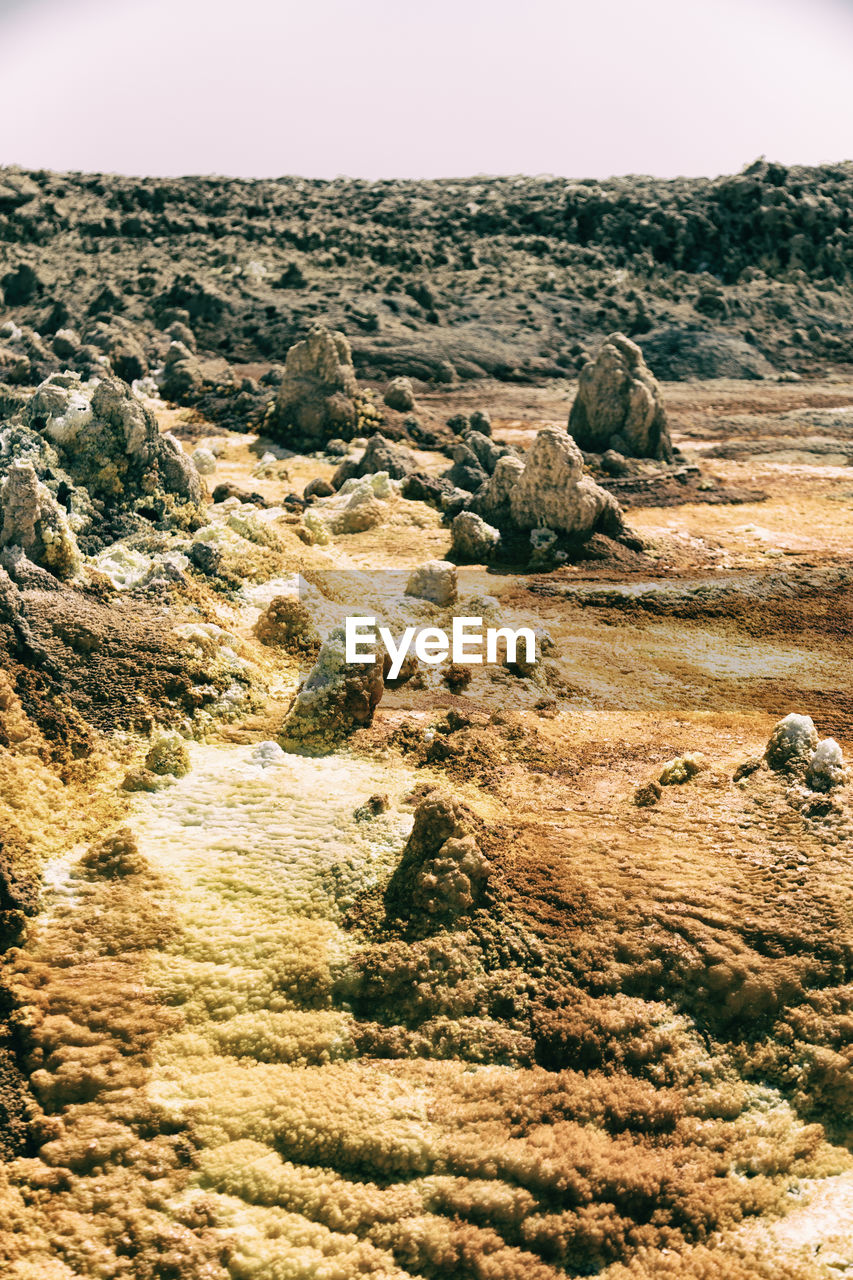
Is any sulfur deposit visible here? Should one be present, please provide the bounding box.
[385,791,491,920]
[279,626,385,749]
[26,372,204,514]
[0,460,81,578]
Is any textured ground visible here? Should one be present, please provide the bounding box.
[1,371,853,1278]
[2,161,853,411]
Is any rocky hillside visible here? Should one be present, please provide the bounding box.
[1,158,852,406]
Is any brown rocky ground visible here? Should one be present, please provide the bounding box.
[1,371,853,1278]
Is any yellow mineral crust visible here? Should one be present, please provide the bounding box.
[0,691,849,1280]
[5,735,848,1278]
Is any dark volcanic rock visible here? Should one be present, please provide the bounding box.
[0,159,851,419]
[640,326,778,380]
[332,433,417,488]
[401,472,455,508]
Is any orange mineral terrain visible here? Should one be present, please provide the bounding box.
[2,339,853,1277]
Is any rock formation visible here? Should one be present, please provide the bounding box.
[405,560,457,607]
[456,425,623,563]
[806,738,848,791]
[765,713,819,771]
[332,434,416,488]
[161,340,204,401]
[279,626,385,750]
[764,713,848,790]
[145,732,191,777]
[253,596,321,657]
[383,376,415,411]
[270,326,361,447]
[569,332,674,461]
[78,828,148,879]
[472,454,525,527]
[443,441,488,493]
[463,430,513,477]
[24,373,204,517]
[385,791,490,920]
[0,462,81,579]
[450,511,500,562]
[659,753,706,785]
[508,425,623,535]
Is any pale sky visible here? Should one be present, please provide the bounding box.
[0,0,851,180]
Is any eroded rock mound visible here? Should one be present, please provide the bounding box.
[569,332,673,461]
[78,828,148,879]
[270,326,361,447]
[332,433,416,488]
[279,625,384,750]
[383,376,415,411]
[806,738,848,792]
[764,712,847,791]
[253,595,321,657]
[405,560,457,607]
[451,510,500,562]
[0,462,81,579]
[472,454,525,527]
[22,373,205,535]
[509,425,623,535]
[765,713,818,772]
[459,425,624,565]
[385,791,490,920]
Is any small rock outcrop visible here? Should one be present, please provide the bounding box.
[806,738,848,791]
[405,560,458,607]
[443,441,488,493]
[463,430,513,477]
[191,446,217,476]
[279,626,384,750]
[332,433,416,488]
[569,333,673,461]
[25,372,204,513]
[457,425,624,564]
[451,511,500,562]
[145,733,191,778]
[764,713,847,791]
[304,472,398,540]
[0,462,81,579]
[270,326,361,447]
[633,780,662,807]
[472,454,525,527]
[765,713,819,772]
[161,340,204,401]
[383,376,415,411]
[507,425,623,536]
[659,753,706,786]
[384,791,490,920]
[78,828,148,879]
[253,596,321,657]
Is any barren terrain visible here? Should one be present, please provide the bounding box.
[1,164,853,1279]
